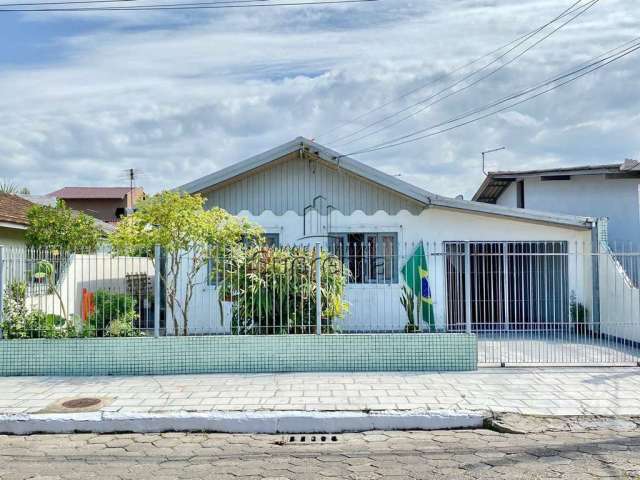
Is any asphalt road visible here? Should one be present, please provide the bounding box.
[1,426,639,479]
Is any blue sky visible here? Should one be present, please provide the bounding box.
[0,0,638,198]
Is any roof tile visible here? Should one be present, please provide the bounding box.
[0,193,32,226]
[48,187,142,199]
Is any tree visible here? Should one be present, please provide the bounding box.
[25,200,102,252]
[109,191,262,336]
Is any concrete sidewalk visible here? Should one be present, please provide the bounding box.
[1,367,639,417]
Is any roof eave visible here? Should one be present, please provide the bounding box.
[175,136,436,206]
[175,138,306,194]
[174,137,593,230]
[432,197,593,229]
[487,163,622,177]
[471,175,497,202]
[0,221,28,230]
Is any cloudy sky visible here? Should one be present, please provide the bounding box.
[0,0,638,199]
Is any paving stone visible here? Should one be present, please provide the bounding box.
[1,426,640,479]
[2,368,640,418]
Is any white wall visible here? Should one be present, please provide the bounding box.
[25,254,155,323]
[599,244,640,343]
[496,175,640,244]
[178,207,593,334]
[0,227,27,249]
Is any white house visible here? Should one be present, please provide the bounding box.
[170,137,613,336]
[473,160,640,246]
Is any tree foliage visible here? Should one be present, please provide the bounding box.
[110,191,262,335]
[25,200,101,252]
[0,179,29,195]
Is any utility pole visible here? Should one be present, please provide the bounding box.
[482,147,506,176]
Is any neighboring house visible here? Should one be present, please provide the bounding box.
[472,159,640,246]
[47,187,146,224]
[0,192,115,249]
[172,137,610,335]
[0,193,33,248]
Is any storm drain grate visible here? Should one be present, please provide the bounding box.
[286,435,339,443]
[61,398,102,409]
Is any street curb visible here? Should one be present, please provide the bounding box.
[0,409,486,435]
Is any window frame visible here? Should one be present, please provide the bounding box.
[328,231,399,285]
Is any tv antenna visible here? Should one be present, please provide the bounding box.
[482,147,506,176]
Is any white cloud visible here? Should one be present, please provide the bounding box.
[0,0,638,199]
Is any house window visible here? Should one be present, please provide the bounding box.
[516,180,525,209]
[328,232,398,284]
[207,233,280,286]
[263,233,280,247]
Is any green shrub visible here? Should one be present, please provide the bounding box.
[1,281,94,339]
[400,285,420,333]
[570,291,590,335]
[24,311,67,338]
[88,290,139,336]
[106,310,140,337]
[1,281,29,338]
[216,246,349,335]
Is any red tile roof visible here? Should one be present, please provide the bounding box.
[0,193,115,234]
[48,187,142,200]
[0,193,32,226]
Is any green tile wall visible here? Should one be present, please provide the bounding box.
[0,334,477,376]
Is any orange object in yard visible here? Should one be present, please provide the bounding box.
[81,288,95,322]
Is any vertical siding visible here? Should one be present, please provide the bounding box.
[204,153,424,215]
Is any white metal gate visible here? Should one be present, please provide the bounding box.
[443,241,640,366]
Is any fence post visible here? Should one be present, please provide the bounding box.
[0,245,4,336]
[464,242,472,333]
[315,242,322,335]
[502,242,510,332]
[154,244,161,338]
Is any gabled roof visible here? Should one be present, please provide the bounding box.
[473,160,640,203]
[0,192,32,228]
[0,193,114,234]
[48,187,142,200]
[176,137,594,230]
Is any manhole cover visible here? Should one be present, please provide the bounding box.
[61,398,102,409]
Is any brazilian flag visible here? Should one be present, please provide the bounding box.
[401,242,435,331]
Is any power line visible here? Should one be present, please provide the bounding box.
[314,0,587,141]
[340,38,640,157]
[330,0,599,147]
[0,0,376,11]
[373,38,640,153]
[0,0,266,7]
[346,40,640,156]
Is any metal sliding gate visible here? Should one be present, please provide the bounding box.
[443,241,640,366]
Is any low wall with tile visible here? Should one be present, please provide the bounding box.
[0,334,477,376]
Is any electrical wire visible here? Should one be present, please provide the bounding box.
[330,0,599,147]
[341,38,640,157]
[314,0,587,141]
[0,0,266,7]
[0,0,376,12]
